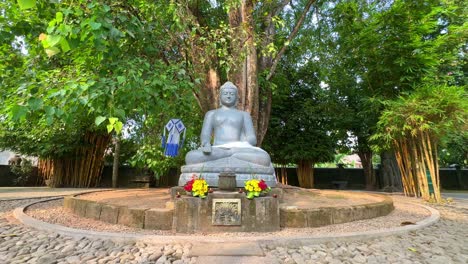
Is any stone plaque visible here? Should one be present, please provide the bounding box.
[212,199,241,225]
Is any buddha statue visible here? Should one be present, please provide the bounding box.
[179,82,276,187]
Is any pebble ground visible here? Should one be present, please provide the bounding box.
[0,196,467,264]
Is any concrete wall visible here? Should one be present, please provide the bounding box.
[99,166,179,188]
[1,164,467,189]
[277,166,468,190]
[0,165,41,186]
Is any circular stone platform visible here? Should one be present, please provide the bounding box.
[62,188,393,233]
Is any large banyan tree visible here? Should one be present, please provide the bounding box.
[166,0,318,145]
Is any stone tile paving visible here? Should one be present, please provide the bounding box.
[262,201,468,264]
[0,197,467,264]
[0,199,195,264]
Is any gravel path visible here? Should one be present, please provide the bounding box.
[0,195,467,263]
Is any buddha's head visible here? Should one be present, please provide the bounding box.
[219,81,238,107]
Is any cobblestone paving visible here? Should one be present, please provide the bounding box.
[0,199,196,264]
[263,202,468,264]
[0,197,467,264]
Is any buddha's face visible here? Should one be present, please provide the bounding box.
[220,87,237,107]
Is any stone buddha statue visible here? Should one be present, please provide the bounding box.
[179,82,276,187]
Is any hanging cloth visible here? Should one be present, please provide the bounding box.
[162,119,186,157]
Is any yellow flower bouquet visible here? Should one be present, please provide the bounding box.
[244,179,271,199]
[184,176,209,198]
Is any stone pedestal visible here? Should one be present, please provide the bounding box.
[218,172,236,191]
[172,190,280,233]
[179,157,277,187]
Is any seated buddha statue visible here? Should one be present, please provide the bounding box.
[180,81,276,188]
[185,82,271,167]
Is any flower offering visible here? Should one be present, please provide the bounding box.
[244,179,271,199]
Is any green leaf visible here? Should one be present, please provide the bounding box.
[114,108,126,119]
[45,35,61,47]
[44,106,55,116]
[114,121,123,134]
[246,192,254,199]
[17,0,36,10]
[46,115,53,125]
[60,38,70,52]
[45,47,60,57]
[108,117,118,125]
[55,12,63,23]
[95,116,106,126]
[89,22,102,30]
[28,97,43,111]
[11,105,28,121]
[106,124,114,133]
[117,76,126,84]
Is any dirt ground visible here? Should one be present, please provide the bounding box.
[78,189,172,209]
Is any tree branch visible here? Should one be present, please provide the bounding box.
[266,0,316,81]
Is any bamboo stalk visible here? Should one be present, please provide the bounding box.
[415,133,429,200]
[433,141,441,200]
[393,140,409,196]
[85,133,96,187]
[420,130,434,200]
[78,136,86,186]
[283,165,288,185]
[424,131,441,202]
[399,138,416,196]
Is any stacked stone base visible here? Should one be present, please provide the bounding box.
[172,190,280,233]
[63,190,394,233]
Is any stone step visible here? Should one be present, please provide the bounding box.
[188,242,264,257]
[196,256,278,264]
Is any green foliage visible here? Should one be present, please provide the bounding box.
[17,0,35,10]
[10,158,34,186]
[372,84,465,202]
[263,48,337,164]
[129,145,181,179]
[373,84,467,147]
[312,0,466,153]
[439,132,468,167]
[0,0,196,167]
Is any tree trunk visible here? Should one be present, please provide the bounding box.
[227,0,260,143]
[275,163,289,185]
[380,151,402,191]
[112,136,121,188]
[358,150,376,190]
[297,159,314,188]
